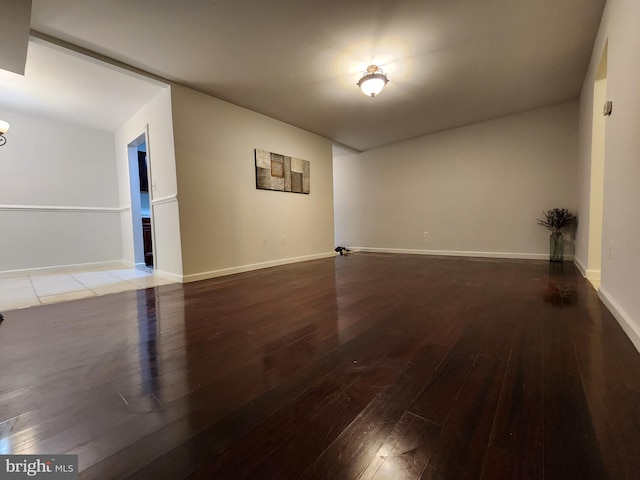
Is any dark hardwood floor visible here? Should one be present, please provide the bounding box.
[2,253,640,479]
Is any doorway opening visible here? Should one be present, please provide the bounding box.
[128,132,154,270]
[587,41,607,289]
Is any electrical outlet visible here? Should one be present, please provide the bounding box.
[423,231,429,238]
[608,244,613,260]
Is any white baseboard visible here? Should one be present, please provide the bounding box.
[118,261,146,269]
[154,269,184,283]
[572,257,600,289]
[182,251,338,283]
[119,260,182,283]
[573,257,587,276]
[599,287,640,353]
[0,260,126,278]
[585,269,601,289]
[352,247,566,261]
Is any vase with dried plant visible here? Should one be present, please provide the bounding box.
[537,208,577,262]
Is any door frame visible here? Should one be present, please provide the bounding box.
[127,130,155,269]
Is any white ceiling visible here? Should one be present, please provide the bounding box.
[6,0,607,150]
[0,38,166,131]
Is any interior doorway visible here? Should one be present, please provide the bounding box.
[587,42,607,289]
[127,132,154,269]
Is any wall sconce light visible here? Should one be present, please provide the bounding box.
[0,120,9,146]
[357,65,389,97]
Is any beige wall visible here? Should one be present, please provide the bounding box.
[576,0,640,351]
[170,85,335,281]
[335,101,578,259]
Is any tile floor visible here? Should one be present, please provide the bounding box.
[0,266,176,312]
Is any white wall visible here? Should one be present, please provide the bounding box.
[576,0,640,351]
[114,87,183,280]
[170,85,335,281]
[0,109,122,272]
[334,101,579,259]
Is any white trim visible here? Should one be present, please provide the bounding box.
[573,258,600,290]
[151,194,177,206]
[181,252,337,283]
[0,204,125,213]
[154,269,184,283]
[599,286,640,354]
[352,247,566,261]
[585,269,601,288]
[573,257,587,276]
[0,260,126,278]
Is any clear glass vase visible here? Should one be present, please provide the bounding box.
[550,231,564,262]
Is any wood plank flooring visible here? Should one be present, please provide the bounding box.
[1,253,639,479]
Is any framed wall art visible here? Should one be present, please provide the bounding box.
[255,149,310,194]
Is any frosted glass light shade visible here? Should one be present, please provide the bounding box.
[357,65,389,97]
[0,120,9,134]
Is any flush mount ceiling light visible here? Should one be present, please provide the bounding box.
[0,120,9,147]
[357,65,389,97]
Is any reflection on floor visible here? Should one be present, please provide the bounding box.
[0,266,176,311]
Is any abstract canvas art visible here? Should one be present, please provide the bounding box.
[255,149,310,194]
